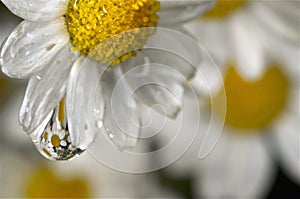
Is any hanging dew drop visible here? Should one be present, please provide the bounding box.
[39,129,84,161]
[31,98,85,161]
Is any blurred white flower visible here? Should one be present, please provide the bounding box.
[193,64,299,198]
[184,0,299,78]
[152,0,299,198]
[0,0,215,160]
[153,66,299,198]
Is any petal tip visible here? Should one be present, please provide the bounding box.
[163,105,181,119]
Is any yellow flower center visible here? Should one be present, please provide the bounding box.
[213,64,289,130]
[65,0,160,65]
[26,166,90,198]
[202,0,248,19]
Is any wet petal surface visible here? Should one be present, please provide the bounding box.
[158,0,216,25]
[1,19,69,79]
[99,66,141,149]
[66,58,105,149]
[19,45,78,135]
[2,0,68,21]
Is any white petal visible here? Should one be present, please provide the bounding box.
[250,1,300,43]
[140,88,202,175]
[122,50,187,119]
[190,58,225,98]
[278,46,299,87]
[183,20,229,66]
[287,89,300,115]
[1,0,68,21]
[272,89,300,184]
[145,28,202,79]
[252,20,300,86]
[120,27,203,118]
[269,44,300,87]
[183,21,230,97]
[158,0,216,25]
[100,66,141,149]
[19,44,78,135]
[196,133,274,198]
[228,12,266,80]
[66,58,105,149]
[0,19,69,79]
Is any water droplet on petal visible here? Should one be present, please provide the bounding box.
[96,120,103,128]
[30,98,85,161]
[109,133,114,139]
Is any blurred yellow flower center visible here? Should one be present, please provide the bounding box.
[203,0,248,19]
[51,135,61,147]
[214,65,288,130]
[26,167,90,198]
[65,0,160,65]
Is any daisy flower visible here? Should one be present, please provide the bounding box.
[184,0,299,81]
[0,0,216,161]
[161,0,299,197]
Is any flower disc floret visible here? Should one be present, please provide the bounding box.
[65,0,160,64]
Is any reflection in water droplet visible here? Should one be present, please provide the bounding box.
[36,75,41,80]
[30,98,85,161]
[109,133,114,139]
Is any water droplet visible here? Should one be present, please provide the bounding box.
[30,100,85,161]
[25,107,29,113]
[36,75,41,80]
[96,120,103,128]
[94,108,100,114]
[109,133,114,139]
